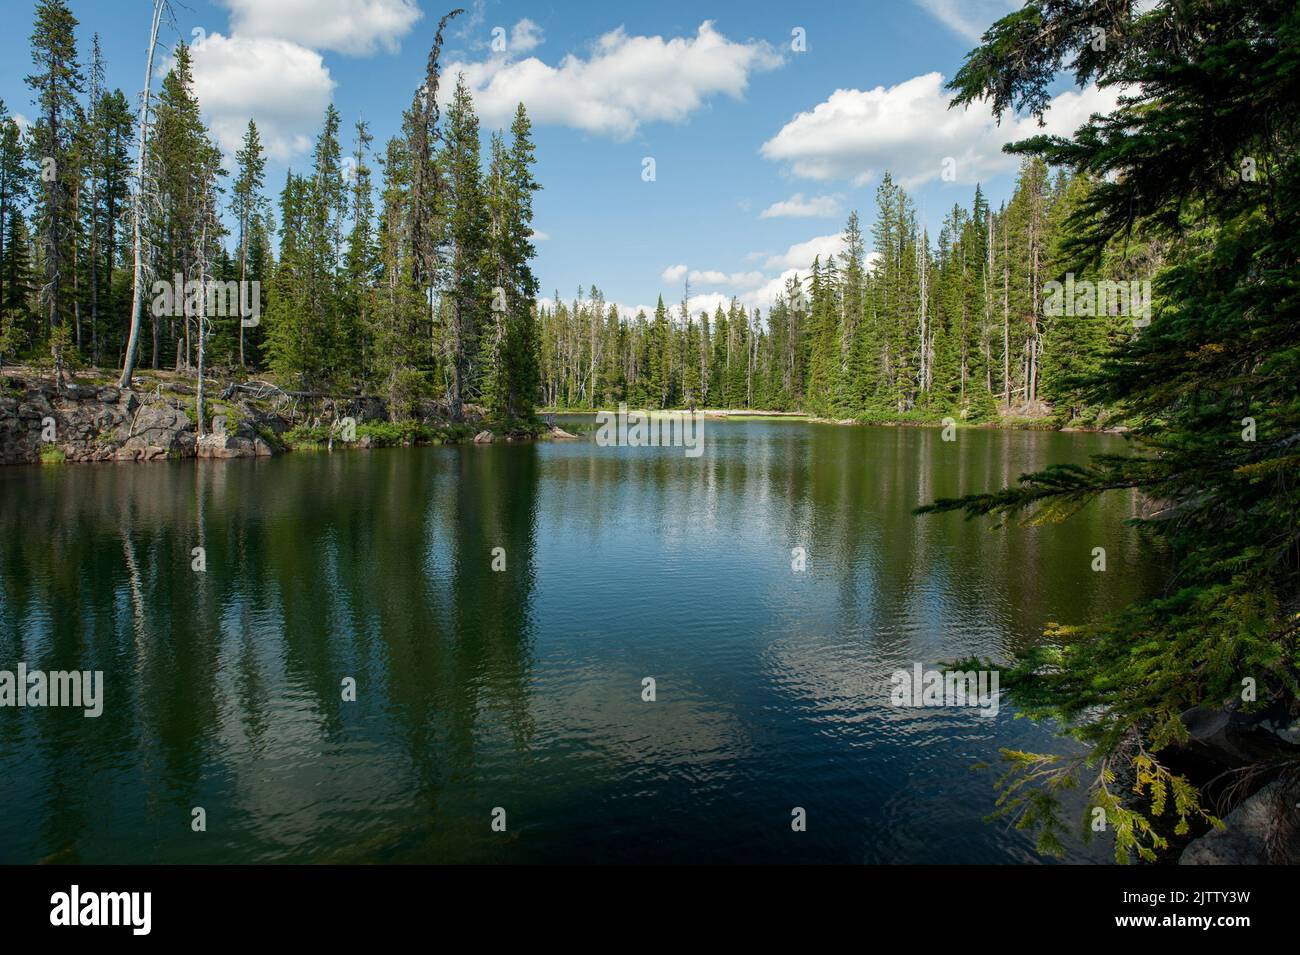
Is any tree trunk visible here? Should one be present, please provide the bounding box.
[117,0,166,389]
[1002,218,1010,407]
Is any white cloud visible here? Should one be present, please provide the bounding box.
[218,0,421,55]
[691,280,799,318]
[444,20,783,138]
[759,192,842,218]
[641,237,866,320]
[661,266,769,295]
[763,233,845,271]
[643,242,879,323]
[913,0,1018,42]
[185,33,335,161]
[687,269,766,289]
[740,253,876,315]
[11,113,30,133]
[702,236,885,315]
[678,266,822,317]
[761,72,1120,189]
[742,269,804,312]
[726,271,767,289]
[605,302,659,321]
[608,261,827,325]
[456,0,488,41]
[530,229,550,242]
[509,18,544,55]
[686,292,732,317]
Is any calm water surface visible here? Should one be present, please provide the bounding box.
[0,419,1156,863]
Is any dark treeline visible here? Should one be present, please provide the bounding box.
[539,164,1158,421]
[3,2,541,425]
[2,7,136,376]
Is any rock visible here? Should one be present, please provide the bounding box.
[18,394,51,419]
[1177,702,1300,770]
[1180,781,1300,865]
[548,425,578,439]
[196,424,278,459]
[120,403,195,457]
[1263,715,1300,746]
[0,373,365,466]
[197,432,254,459]
[92,407,126,431]
[251,410,289,436]
[345,395,387,423]
[1183,706,1231,741]
[473,430,493,444]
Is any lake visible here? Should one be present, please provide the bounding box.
[0,419,1156,863]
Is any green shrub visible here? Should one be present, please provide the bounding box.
[283,424,329,448]
[964,388,1000,423]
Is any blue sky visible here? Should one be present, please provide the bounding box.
[1,0,1112,317]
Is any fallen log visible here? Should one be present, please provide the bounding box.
[220,380,359,402]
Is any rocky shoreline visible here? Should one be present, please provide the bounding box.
[1172,701,1300,864]
[0,370,550,466]
[4,378,187,464]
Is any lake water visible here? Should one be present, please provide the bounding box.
[0,419,1156,863]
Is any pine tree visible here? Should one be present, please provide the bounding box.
[26,0,83,385]
[310,105,348,382]
[147,44,223,372]
[0,102,31,325]
[441,75,490,419]
[266,171,316,384]
[1038,172,1112,422]
[343,119,377,382]
[501,102,542,418]
[367,134,425,418]
[837,211,869,410]
[233,120,266,367]
[0,205,35,366]
[84,83,132,367]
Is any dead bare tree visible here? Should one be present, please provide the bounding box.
[117,0,168,390]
